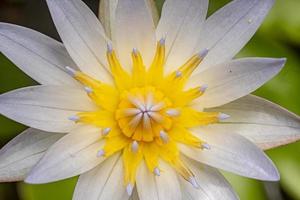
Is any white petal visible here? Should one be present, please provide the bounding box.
[0,23,78,86]
[25,125,105,184]
[193,0,275,73]
[188,58,286,108]
[98,0,118,38]
[99,0,158,38]
[73,154,128,200]
[156,0,208,73]
[0,128,64,182]
[113,0,156,71]
[0,85,96,133]
[136,161,181,200]
[136,161,158,200]
[46,0,113,83]
[179,157,238,200]
[206,95,300,150]
[180,130,279,181]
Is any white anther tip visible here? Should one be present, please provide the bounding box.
[159,37,166,45]
[84,86,93,94]
[97,149,105,157]
[132,48,138,55]
[202,143,211,150]
[107,43,113,53]
[189,177,200,189]
[131,141,139,152]
[102,127,111,136]
[219,113,230,120]
[175,70,182,77]
[154,167,160,176]
[126,184,133,196]
[68,115,79,122]
[65,66,77,76]
[199,84,208,93]
[160,130,169,143]
[198,48,209,58]
[166,109,180,117]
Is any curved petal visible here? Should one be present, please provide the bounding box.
[180,130,280,181]
[46,0,113,83]
[193,0,274,73]
[188,58,286,108]
[0,128,64,182]
[0,85,96,133]
[73,154,128,200]
[179,157,238,200]
[113,0,156,71]
[206,95,300,150]
[0,23,78,86]
[99,0,158,38]
[156,0,208,73]
[136,161,181,200]
[25,125,105,184]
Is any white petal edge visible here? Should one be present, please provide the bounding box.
[0,85,97,133]
[46,0,113,83]
[180,130,280,181]
[205,95,300,150]
[113,0,156,71]
[188,57,286,108]
[0,23,79,86]
[0,128,64,182]
[73,154,129,200]
[25,125,105,184]
[99,0,159,38]
[156,0,208,74]
[179,156,239,200]
[193,0,274,73]
[136,161,182,200]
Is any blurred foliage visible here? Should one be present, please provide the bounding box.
[0,0,299,200]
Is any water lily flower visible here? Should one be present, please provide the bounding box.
[0,0,299,199]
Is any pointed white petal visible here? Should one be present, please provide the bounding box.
[136,162,158,200]
[157,0,208,73]
[113,0,156,71]
[73,154,129,200]
[136,161,181,200]
[46,0,113,83]
[155,161,182,200]
[99,0,159,38]
[0,86,96,133]
[25,125,105,184]
[180,157,239,200]
[0,23,78,86]
[0,128,64,182]
[194,0,275,73]
[180,130,279,181]
[206,95,300,150]
[189,58,286,108]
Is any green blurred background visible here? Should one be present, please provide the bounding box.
[0,0,299,199]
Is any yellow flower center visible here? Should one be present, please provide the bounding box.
[116,87,172,142]
[66,39,229,194]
